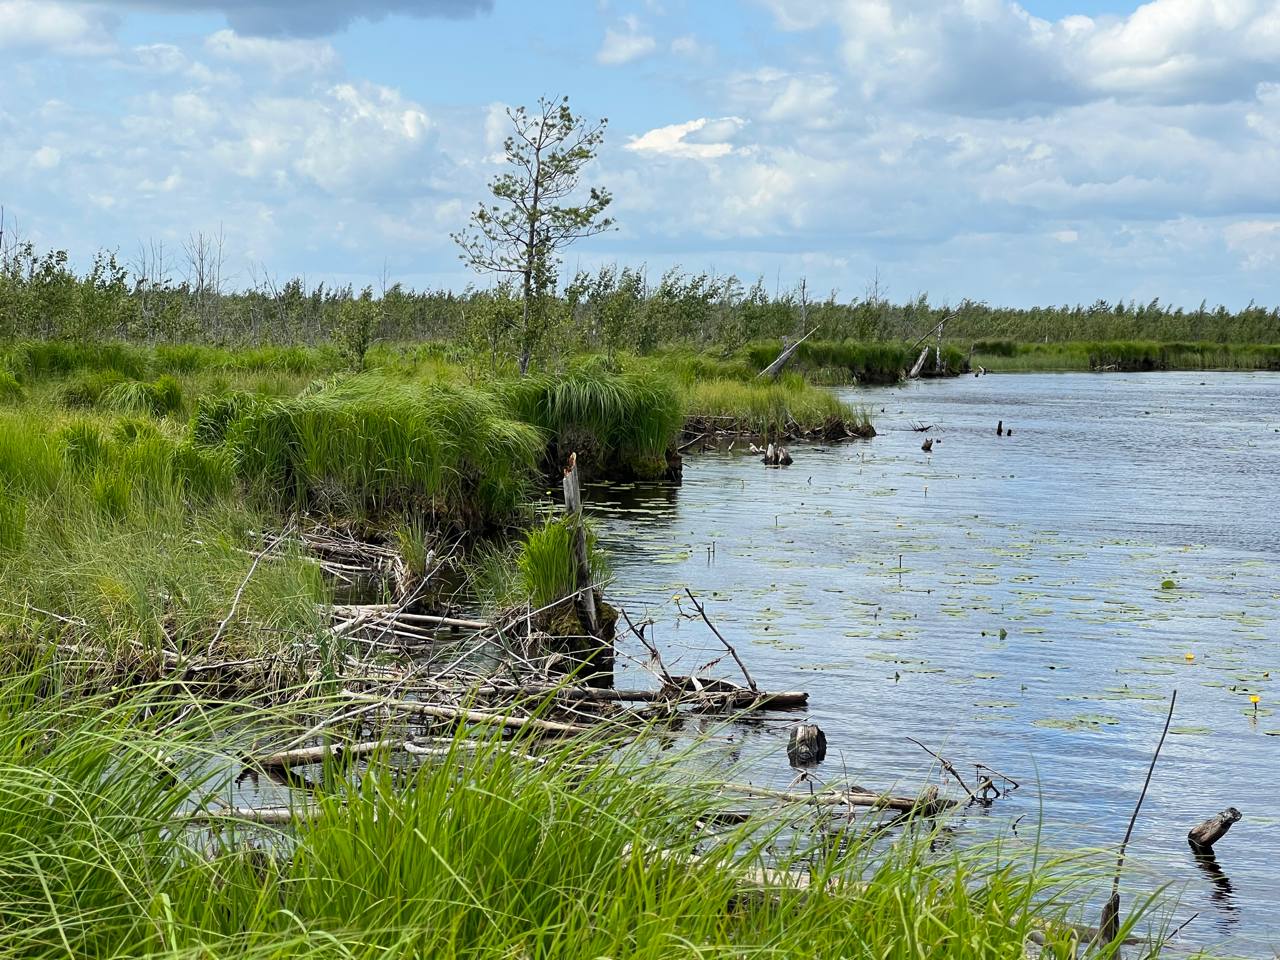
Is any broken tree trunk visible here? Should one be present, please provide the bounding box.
[562,452,613,688]
[787,723,827,768]
[1188,807,1242,852]
[757,326,819,380]
[908,346,931,379]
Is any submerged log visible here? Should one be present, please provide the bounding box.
[1188,807,1242,852]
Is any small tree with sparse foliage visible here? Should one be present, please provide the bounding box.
[452,96,613,375]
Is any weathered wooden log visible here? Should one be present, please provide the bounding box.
[1188,807,1242,852]
[177,805,314,825]
[716,782,955,815]
[465,682,808,709]
[787,723,827,768]
[251,738,399,771]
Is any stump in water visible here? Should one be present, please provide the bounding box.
[921,438,934,452]
[787,723,827,768]
[1188,807,1242,852]
[997,420,1004,436]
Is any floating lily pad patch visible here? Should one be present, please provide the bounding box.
[1033,714,1121,731]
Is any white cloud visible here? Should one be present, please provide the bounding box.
[1224,219,1280,269]
[670,34,710,59]
[626,116,745,160]
[759,0,1280,110]
[596,15,657,65]
[30,145,61,169]
[0,0,116,56]
[205,29,339,75]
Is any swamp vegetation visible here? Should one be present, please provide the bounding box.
[2,232,1272,955]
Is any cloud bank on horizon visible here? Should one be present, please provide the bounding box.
[2,0,1279,308]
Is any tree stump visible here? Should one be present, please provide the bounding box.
[1188,807,1242,852]
[787,723,827,768]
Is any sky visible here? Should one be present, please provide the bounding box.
[3,0,1280,309]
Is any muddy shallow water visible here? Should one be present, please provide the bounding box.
[589,371,1280,957]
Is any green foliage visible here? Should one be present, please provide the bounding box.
[453,96,614,374]
[0,371,23,404]
[333,286,380,371]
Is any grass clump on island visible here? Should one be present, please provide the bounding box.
[0,668,1159,959]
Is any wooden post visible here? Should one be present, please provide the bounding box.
[1188,808,1242,852]
[562,453,611,686]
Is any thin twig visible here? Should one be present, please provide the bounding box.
[209,525,292,654]
[683,588,757,693]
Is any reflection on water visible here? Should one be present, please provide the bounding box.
[589,371,1280,957]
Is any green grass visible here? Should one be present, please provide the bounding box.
[502,359,685,479]
[0,407,325,666]
[215,374,543,529]
[682,373,872,437]
[0,669,1163,959]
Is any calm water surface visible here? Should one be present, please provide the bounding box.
[589,372,1280,957]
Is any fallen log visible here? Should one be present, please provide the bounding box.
[457,682,809,710]
[178,805,314,825]
[250,738,400,771]
[715,782,955,815]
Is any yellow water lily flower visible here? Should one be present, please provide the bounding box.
[1250,695,1261,705]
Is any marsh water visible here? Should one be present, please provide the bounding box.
[589,372,1280,957]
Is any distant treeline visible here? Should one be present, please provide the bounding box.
[2,241,1277,356]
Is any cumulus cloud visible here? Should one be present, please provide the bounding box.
[0,0,118,55]
[123,0,493,36]
[597,15,657,65]
[205,29,339,75]
[758,0,1280,111]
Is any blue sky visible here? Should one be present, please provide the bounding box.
[3,0,1280,309]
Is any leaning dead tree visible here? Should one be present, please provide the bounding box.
[758,326,819,380]
[908,312,956,379]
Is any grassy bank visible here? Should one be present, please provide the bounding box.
[971,339,1280,372]
[0,669,1156,959]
